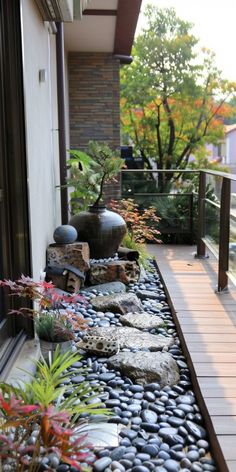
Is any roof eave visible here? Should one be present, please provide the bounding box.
[114,0,142,56]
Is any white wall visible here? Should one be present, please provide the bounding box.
[21,0,61,279]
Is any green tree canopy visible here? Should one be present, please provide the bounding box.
[121,4,236,191]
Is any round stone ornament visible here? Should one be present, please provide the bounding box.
[53,224,78,244]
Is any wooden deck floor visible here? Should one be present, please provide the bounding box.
[147,244,236,472]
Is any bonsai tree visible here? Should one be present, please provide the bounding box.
[66,141,124,213]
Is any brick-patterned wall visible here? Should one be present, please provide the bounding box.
[68,52,121,201]
[68,52,120,150]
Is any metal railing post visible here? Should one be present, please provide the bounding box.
[196,171,207,257]
[217,177,231,292]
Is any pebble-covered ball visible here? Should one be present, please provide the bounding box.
[53,224,78,244]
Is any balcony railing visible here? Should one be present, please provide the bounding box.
[120,168,236,292]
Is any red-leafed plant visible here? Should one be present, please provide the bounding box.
[0,348,109,471]
[0,276,87,342]
[0,399,94,471]
[109,198,161,266]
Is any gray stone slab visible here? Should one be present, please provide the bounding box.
[83,281,126,294]
[77,326,174,353]
[107,351,180,387]
[121,312,164,330]
[91,292,142,315]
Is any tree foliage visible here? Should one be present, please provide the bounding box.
[121,5,236,190]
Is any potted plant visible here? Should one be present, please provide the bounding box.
[0,275,87,360]
[66,141,127,259]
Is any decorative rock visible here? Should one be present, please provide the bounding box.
[53,225,77,244]
[110,446,127,461]
[141,445,159,457]
[91,293,142,315]
[90,260,140,285]
[79,327,174,353]
[141,423,160,433]
[121,312,164,330]
[143,391,156,402]
[185,421,207,439]
[141,410,158,424]
[83,282,126,294]
[159,427,185,446]
[132,467,150,472]
[94,457,112,471]
[47,242,90,271]
[120,428,138,440]
[99,372,116,382]
[107,351,179,387]
[110,461,126,471]
[176,395,195,405]
[136,290,163,300]
[77,333,119,356]
[164,459,180,471]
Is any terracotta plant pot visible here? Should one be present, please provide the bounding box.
[69,206,127,259]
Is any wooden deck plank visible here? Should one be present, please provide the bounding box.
[187,343,236,353]
[182,325,236,334]
[205,399,236,416]
[183,333,236,342]
[227,462,236,472]
[194,363,236,377]
[191,352,236,363]
[211,416,236,434]
[148,244,236,471]
[177,311,233,318]
[180,318,233,326]
[217,436,236,460]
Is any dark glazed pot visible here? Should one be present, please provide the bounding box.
[69,206,127,259]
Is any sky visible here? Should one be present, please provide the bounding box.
[136,0,236,81]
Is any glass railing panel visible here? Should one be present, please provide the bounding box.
[121,171,158,196]
[228,192,236,281]
[120,170,198,197]
[126,193,194,244]
[120,169,198,244]
[204,199,220,257]
[205,173,222,204]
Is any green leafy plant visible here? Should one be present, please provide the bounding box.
[109,198,161,265]
[66,141,125,213]
[0,349,109,471]
[0,276,87,342]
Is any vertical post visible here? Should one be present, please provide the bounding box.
[218,177,231,292]
[56,22,68,225]
[196,171,207,257]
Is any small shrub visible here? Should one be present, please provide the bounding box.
[109,198,161,266]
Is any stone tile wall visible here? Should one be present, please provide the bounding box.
[68,52,121,201]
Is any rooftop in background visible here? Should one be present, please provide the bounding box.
[225,124,236,134]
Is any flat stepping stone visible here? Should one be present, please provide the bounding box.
[77,326,174,353]
[107,351,179,387]
[121,312,164,330]
[83,281,126,294]
[91,293,142,315]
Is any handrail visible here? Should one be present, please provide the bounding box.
[121,167,236,181]
[121,169,198,173]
